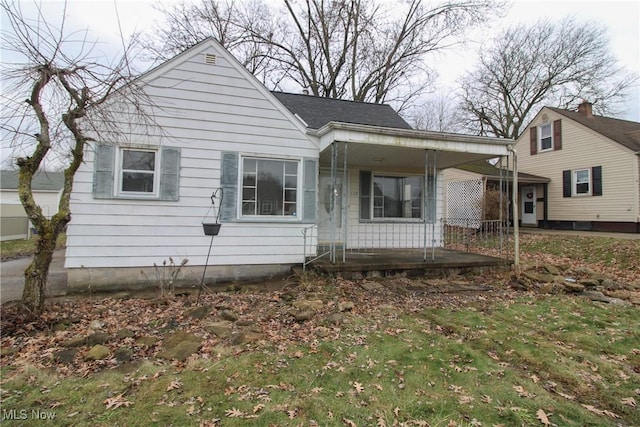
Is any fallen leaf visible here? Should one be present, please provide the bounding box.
[224,408,245,418]
[167,379,182,391]
[581,404,620,419]
[621,397,636,407]
[104,393,132,410]
[536,408,550,426]
[343,418,357,427]
[253,403,265,413]
[354,382,364,394]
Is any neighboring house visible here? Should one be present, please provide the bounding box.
[443,160,549,226]
[514,102,640,233]
[0,170,64,241]
[66,38,512,291]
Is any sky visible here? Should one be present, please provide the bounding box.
[2,0,640,122]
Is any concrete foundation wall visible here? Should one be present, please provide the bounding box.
[68,263,295,293]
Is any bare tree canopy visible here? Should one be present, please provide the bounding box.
[458,17,638,139]
[0,0,152,313]
[143,0,501,111]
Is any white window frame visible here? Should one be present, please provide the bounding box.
[240,156,301,220]
[573,168,591,196]
[538,123,553,152]
[116,147,160,198]
[371,174,423,221]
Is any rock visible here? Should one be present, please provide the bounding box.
[116,329,136,339]
[338,301,355,312]
[86,333,111,346]
[62,336,87,348]
[0,346,20,357]
[230,331,264,345]
[378,304,400,313]
[601,278,620,290]
[563,282,585,293]
[574,266,595,276]
[136,336,160,347]
[236,319,253,327]
[360,281,384,291]
[220,310,239,322]
[543,264,561,275]
[53,348,78,364]
[291,310,315,322]
[158,332,202,361]
[580,291,632,306]
[579,279,601,288]
[323,313,344,325]
[114,347,133,362]
[293,299,324,311]
[315,326,332,337]
[185,305,211,320]
[205,322,233,338]
[538,283,556,294]
[89,320,105,331]
[84,345,111,361]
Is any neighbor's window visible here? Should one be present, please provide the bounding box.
[242,158,298,216]
[574,168,591,195]
[373,175,422,219]
[120,148,157,194]
[539,123,552,151]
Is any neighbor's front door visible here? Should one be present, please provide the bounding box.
[521,186,536,225]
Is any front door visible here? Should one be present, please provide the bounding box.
[318,173,343,245]
[521,186,537,225]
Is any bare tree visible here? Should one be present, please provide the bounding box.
[1,0,154,313]
[458,17,638,139]
[144,0,500,111]
[410,91,461,132]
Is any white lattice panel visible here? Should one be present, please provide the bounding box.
[446,179,483,227]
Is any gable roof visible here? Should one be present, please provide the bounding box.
[455,160,550,183]
[272,91,413,130]
[547,107,640,152]
[0,170,65,191]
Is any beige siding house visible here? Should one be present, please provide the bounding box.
[514,102,640,233]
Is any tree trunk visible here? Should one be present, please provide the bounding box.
[21,228,58,313]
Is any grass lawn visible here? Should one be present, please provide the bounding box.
[0,234,639,426]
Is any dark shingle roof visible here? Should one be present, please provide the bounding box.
[0,170,65,191]
[547,107,640,152]
[272,91,413,130]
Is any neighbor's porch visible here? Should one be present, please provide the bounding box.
[302,122,519,274]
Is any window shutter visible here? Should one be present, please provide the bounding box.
[553,120,562,151]
[93,143,115,199]
[562,170,572,198]
[530,127,537,155]
[302,158,318,222]
[359,171,371,220]
[592,166,602,196]
[159,147,180,201]
[220,152,238,221]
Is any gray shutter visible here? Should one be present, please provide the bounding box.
[562,170,572,198]
[302,158,317,223]
[160,147,180,201]
[359,171,371,220]
[592,166,602,196]
[220,152,238,221]
[93,143,115,199]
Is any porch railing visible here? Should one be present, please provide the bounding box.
[302,218,331,270]
[442,218,511,261]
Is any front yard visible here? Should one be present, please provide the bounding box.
[0,234,638,426]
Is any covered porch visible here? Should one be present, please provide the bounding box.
[303,122,519,272]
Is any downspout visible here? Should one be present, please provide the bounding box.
[508,145,519,270]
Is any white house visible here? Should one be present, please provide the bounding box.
[66,39,514,291]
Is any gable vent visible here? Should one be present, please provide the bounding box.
[204,54,217,65]
[541,113,549,122]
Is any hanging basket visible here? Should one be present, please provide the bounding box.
[202,223,221,236]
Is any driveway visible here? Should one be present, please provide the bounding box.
[0,249,68,304]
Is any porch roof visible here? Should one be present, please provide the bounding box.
[311,122,513,170]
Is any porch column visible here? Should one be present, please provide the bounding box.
[510,147,520,270]
[330,142,338,264]
[424,149,437,261]
[342,142,348,263]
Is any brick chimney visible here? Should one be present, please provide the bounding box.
[578,100,593,118]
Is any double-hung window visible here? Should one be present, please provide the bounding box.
[119,148,158,196]
[573,168,591,196]
[538,123,552,151]
[372,175,422,219]
[241,158,298,217]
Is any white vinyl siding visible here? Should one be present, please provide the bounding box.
[66,41,318,269]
